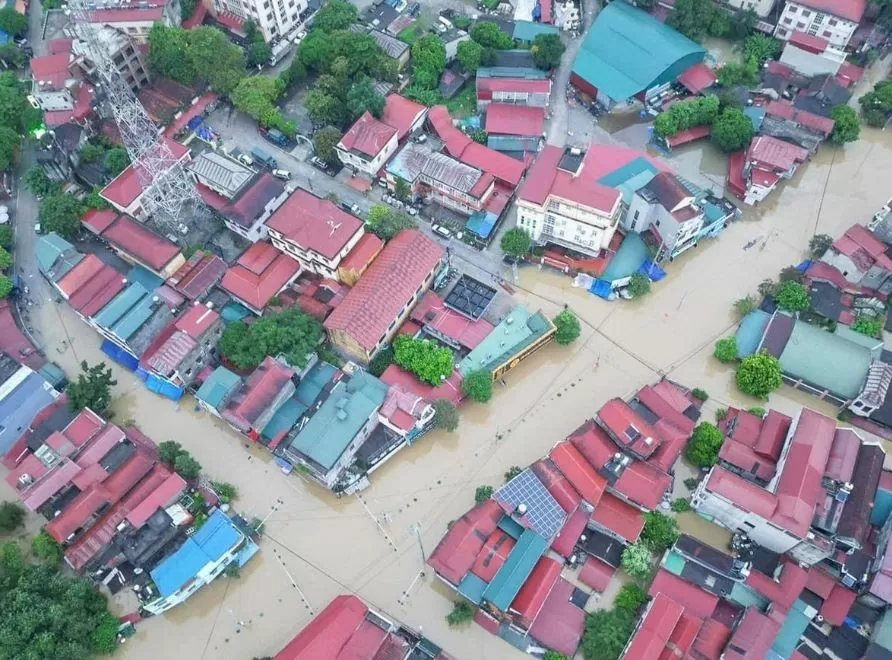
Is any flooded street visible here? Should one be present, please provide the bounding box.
[5,107,892,660]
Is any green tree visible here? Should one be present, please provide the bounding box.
[830,105,860,144]
[174,453,202,480]
[148,24,197,83]
[543,652,570,660]
[211,481,238,503]
[433,399,459,432]
[305,89,346,127]
[23,166,57,198]
[553,310,581,345]
[446,600,475,626]
[853,315,883,337]
[718,60,759,88]
[504,466,522,482]
[711,107,755,152]
[743,34,781,65]
[581,608,636,660]
[280,56,307,89]
[105,148,131,177]
[394,178,411,202]
[0,246,11,271]
[157,440,183,467]
[79,142,105,164]
[860,80,892,127]
[0,275,12,300]
[470,129,487,144]
[368,345,393,377]
[775,280,810,312]
[641,511,679,553]
[474,485,493,503]
[734,295,757,317]
[462,370,493,403]
[614,584,647,613]
[500,227,532,258]
[85,190,111,210]
[91,612,120,654]
[671,498,692,512]
[531,33,565,70]
[0,8,28,37]
[31,530,63,564]
[621,542,653,580]
[668,0,717,41]
[232,75,282,120]
[67,361,117,413]
[313,126,343,165]
[0,43,23,69]
[393,335,454,386]
[0,126,19,170]
[714,336,738,363]
[366,204,416,240]
[188,27,246,94]
[731,8,758,38]
[809,233,833,258]
[685,422,725,468]
[456,40,484,73]
[653,95,720,138]
[0,501,24,531]
[0,225,11,249]
[218,307,323,370]
[412,35,447,89]
[180,0,197,19]
[471,22,513,49]
[628,272,651,298]
[736,351,783,399]
[347,76,386,120]
[313,0,358,33]
[247,41,273,68]
[0,72,40,133]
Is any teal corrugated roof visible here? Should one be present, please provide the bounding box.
[483,529,548,611]
[663,550,686,576]
[127,265,164,290]
[458,572,489,605]
[486,135,541,152]
[873,609,892,651]
[728,582,769,609]
[512,20,559,42]
[288,371,389,470]
[111,295,155,340]
[744,106,766,131]
[457,307,555,376]
[196,366,241,409]
[598,156,659,188]
[602,232,649,281]
[477,66,547,80]
[614,170,658,205]
[221,302,252,323]
[778,321,871,399]
[35,233,83,280]
[771,601,811,658]
[497,515,525,540]
[261,397,308,441]
[95,282,149,329]
[735,310,771,358]
[571,1,705,102]
[465,211,498,239]
[295,361,338,407]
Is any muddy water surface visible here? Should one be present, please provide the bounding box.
[5,115,892,660]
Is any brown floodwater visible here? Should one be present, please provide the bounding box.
[3,102,892,660]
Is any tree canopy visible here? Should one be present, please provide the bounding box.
[714,336,738,363]
[232,75,283,125]
[471,22,514,49]
[500,227,532,257]
[743,34,781,65]
[313,0,358,33]
[860,80,892,127]
[462,370,493,403]
[393,335,454,386]
[219,307,323,370]
[553,310,581,345]
[628,272,651,298]
[313,126,343,165]
[347,76,386,121]
[38,194,84,238]
[433,399,459,432]
[147,25,246,94]
[456,40,484,73]
[67,361,117,414]
[641,511,679,553]
[0,9,28,38]
[24,167,57,198]
[532,33,565,70]
[412,35,447,90]
[830,105,860,144]
[653,95,719,138]
[685,422,724,468]
[0,127,19,170]
[711,107,755,152]
[717,60,759,88]
[621,542,652,580]
[581,608,637,660]
[366,204,416,240]
[668,0,731,41]
[736,351,783,399]
[105,148,131,177]
[774,280,810,312]
[0,72,42,134]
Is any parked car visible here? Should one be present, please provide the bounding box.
[272,168,291,180]
[406,206,418,216]
[250,147,278,169]
[309,156,339,177]
[407,2,420,16]
[432,224,452,239]
[236,153,254,168]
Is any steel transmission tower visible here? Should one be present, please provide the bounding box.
[66,0,201,228]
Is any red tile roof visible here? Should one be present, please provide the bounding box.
[705,466,778,518]
[615,460,672,510]
[825,428,860,483]
[529,458,582,513]
[31,53,73,89]
[66,259,126,317]
[723,608,782,660]
[677,63,716,94]
[224,356,295,430]
[691,618,732,660]
[477,76,552,96]
[820,583,857,625]
[82,208,119,235]
[410,291,495,351]
[649,569,718,619]
[590,492,645,542]
[509,556,562,628]
[379,364,463,406]
[788,30,830,54]
[427,499,503,584]
[569,419,618,470]
[267,190,364,260]
[719,439,777,483]
[89,6,164,22]
[806,565,836,599]
[471,528,516,582]
[792,0,865,22]
[427,106,526,186]
[380,94,426,140]
[181,0,207,28]
[549,440,607,506]
[836,62,864,86]
[167,251,227,300]
[48,38,73,55]
[339,111,397,159]
[485,104,546,137]
[339,233,384,273]
[598,398,661,458]
[747,136,808,172]
[765,99,835,136]
[124,471,186,529]
[220,242,300,311]
[175,303,220,339]
[637,384,695,435]
[519,145,619,213]
[101,215,181,271]
[665,124,711,149]
[578,556,615,591]
[324,230,442,353]
[527,577,585,656]
[101,139,189,208]
[551,506,589,557]
[833,223,892,272]
[625,593,702,660]
[745,561,808,610]
[274,595,369,660]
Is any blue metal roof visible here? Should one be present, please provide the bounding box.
[0,372,58,455]
[111,294,155,340]
[294,361,338,408]
[458,572,488,605]
[151,510,242,598]
[465,211,498,239]
[744,106,766,131]
[196,366,241,409]
[127,265,164,290]
[482,529,548,611]
[261,397,307,441]
[95,282,149,329]
[512,20,558,42]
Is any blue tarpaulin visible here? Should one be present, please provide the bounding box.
[186,116,203,131]
[589,279,613,299]
[465,211,498,239]
[796,259,812,273]
[639,260,667,281]
[145,373,185,401]
[101,339,139,371]
[134,366,149,381]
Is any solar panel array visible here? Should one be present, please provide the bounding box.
[494,468,567,540]
[444,275,498,321]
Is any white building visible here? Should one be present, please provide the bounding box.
[86,0,181,45]
[724,0,777,18]
[774,0,866,50]
[624,172,704,261]
[779,32,847,76]
[515,145,622,257]
[335,112,400,178]
[212,0,309,46]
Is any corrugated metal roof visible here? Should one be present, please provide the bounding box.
[195,366,241,409]
[482,528,548,611]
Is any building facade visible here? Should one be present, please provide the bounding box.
[212,0,310,43]
[774,1,864,49]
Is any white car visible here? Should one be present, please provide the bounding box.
[272,168,291,180]
[432,224,452,239]
[406,206,418,216]
[236,153,254,168]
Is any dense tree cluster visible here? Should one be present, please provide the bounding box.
[366,204,417,241]
[553,310,581,345]
[219,307,322,371]
[531,33,566,70]
[685,422,725,468]
[500,227,532,258]
[67,361,117,414]
[148,25,246,94]
[860,80,892,127]
[710,107,755,152]
[653,95,719,138]
[736,351,783,399]
[393,335,454,386]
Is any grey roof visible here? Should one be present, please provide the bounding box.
[387,142,484,194]
[0,370,59,455]
[490,50,535,68]
[760,115,823,152]
[189,152,254,198]
[368,28,409,59]
[35,233,84,282]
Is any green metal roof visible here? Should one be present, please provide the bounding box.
[287,370,388,470]
[458,307,554,376]
[874,609,892,651]
[294,361,338,407]
[477,66,546,80]
[35,233,83,281]
[728,582,769,610]
[196,367,241,409]
[261,397,308,441]
[111,294,155,340]
[735,310,771,358]
[598,157,659,188]
[571,1,705,102]
[778,320,872,399]
[482,528,548,611]
[512,20,559,43]
[497,514,525,540]
[771,600,810,658]
[458,572,488,605]
[95,283,149,329]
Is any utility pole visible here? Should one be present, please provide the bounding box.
[255,498,283,534]
[410,522,426,564]
[270,547,314,615]
[356,494,398,552]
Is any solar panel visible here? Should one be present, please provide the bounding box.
[625,426,641,442]
[444,275,498,321]
[494,469,567,541]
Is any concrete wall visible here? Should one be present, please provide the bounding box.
[779,43,845,77]
[775,1,858,49]
[517,196,620,257]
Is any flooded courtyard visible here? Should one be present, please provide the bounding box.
[5,106,892,660]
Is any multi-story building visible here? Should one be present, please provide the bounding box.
[730,136,809,205]
[516,145,622,257]
[624,172,706,261]
[774,0,866,49]
[218,241,301,315]
[73,26,150,91]
[211,0,309,44]
[723,0,777,18]
[336,112,400,178]
[266,189,365,280]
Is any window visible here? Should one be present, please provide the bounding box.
[801,9,811,17]
[823,30,831,37]
[777,28,788,37]
[743,521,756,529]
[633,210,639,219]
[783,17,792,24]
[828,18,837,26]
[796,21,806,29]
